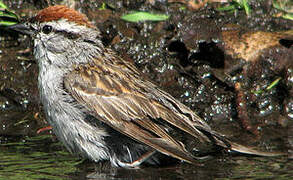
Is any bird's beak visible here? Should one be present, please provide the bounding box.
[7,23,34,36]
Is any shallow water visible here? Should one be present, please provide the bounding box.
[0,135,291,180]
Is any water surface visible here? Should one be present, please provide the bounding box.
[0,135,291,180]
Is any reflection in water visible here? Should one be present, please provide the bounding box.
[0,135,291,179]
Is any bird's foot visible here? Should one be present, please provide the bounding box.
[116,150,157,168]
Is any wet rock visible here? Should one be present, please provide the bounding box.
[222,26,293,62]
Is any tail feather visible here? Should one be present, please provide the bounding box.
[195,126,286,158]
[202,128,286,157]
[229,141,286,157]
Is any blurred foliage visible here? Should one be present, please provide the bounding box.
[0,0,19,26]
[273,0,293,20]
[121,11,169,22]
[251,77,282,95]
[216,0,251,16]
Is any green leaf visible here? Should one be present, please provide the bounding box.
[266,77,281,90]
[273,0,293,20]
[0,11,18,19]
[121,11,169,23]
[0,1,8,9]
[273,0,293,13]
[0,8,19,26]
[99,2,107,10]
[216,0,251,16]
[281,13,293,20]
[241,0,251,15]
[179,6,186,11]
[216,5,237,11]
[251,89,264,95]
[251,77,282,95]
[0,20,17,26]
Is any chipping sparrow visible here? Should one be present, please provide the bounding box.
[9,5,284,168]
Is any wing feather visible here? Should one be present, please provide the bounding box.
[64,60,211,163]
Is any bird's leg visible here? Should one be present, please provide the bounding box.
[117,150,157,168]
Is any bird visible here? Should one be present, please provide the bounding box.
[8,5,284,168]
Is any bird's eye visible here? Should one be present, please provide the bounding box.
[42,25,53,34]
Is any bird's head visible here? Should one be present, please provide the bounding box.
[9,5,104,68]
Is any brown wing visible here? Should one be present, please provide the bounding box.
[64,56,216,163]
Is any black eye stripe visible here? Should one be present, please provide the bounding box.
[41,25,80,40]
[83,39,96,44]
[55,30,80,39]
